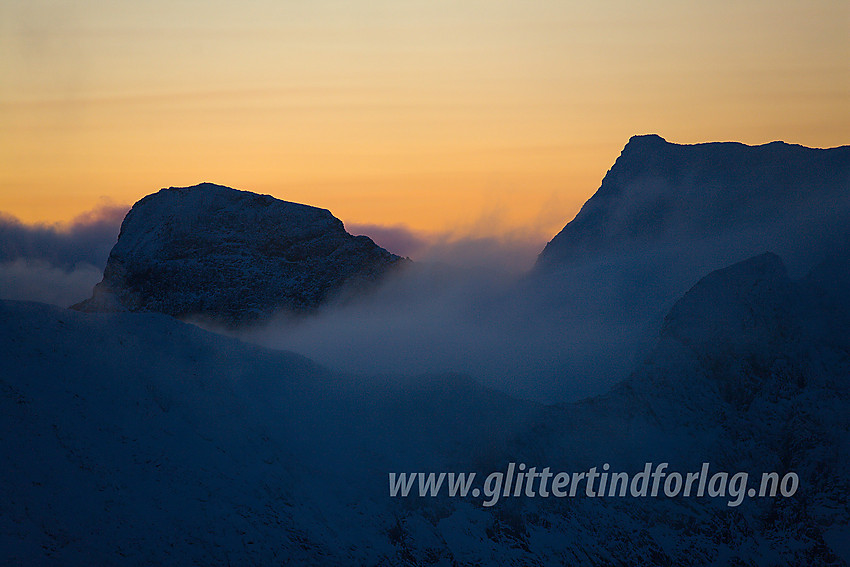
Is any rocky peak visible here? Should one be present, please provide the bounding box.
[536,136,850,268]
[72,183,406,324]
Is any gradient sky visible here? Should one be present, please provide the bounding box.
[2,0,848,239]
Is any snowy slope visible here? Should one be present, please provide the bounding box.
[3,250,849,565]
[0,300,541,565]
[520,252,850,564]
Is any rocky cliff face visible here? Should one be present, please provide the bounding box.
[72,183,406,323]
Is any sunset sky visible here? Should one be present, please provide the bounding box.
[2,0,848,240]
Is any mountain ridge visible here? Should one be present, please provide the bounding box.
[537,135,850,268]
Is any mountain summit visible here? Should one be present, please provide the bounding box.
[72,183,405,323]
[537,135,850,269]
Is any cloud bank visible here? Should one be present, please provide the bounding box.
[0,204,127,306]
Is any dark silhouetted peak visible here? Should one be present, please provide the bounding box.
[624,133,668,149]
[72,183,406,324]
[536,136,850,269]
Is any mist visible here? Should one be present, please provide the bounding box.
[0,258,104,307]
[228,230,649,404]
[5,187,847,405]
[234,192,850,404]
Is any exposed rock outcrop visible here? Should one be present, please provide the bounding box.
[72,183,406,323]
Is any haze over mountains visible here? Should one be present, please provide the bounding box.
[0,205,127,307]
[513,134,850,398]
[234,135,850,401]
[2,134,849,564]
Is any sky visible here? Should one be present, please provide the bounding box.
[1,0,848,240]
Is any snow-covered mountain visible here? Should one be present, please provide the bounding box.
[3,250,848,565]
[72,183,406,324]
[537,135,850,270]
[492,251,850,564]
[512,136,850,399]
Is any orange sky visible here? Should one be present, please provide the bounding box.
[2,0,848,239]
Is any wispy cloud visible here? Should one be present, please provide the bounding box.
[349,222,548,273]
[346,223,428,258]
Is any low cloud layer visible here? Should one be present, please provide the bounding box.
[228,227,655,403]
[0,259,104,308]
[234,246,654,404]
[0,205,127,269]
[234,196,850,404]
[0,204,127,306]
[8,193,848,405]
[346,223,429,258]
[349,222,549,273]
